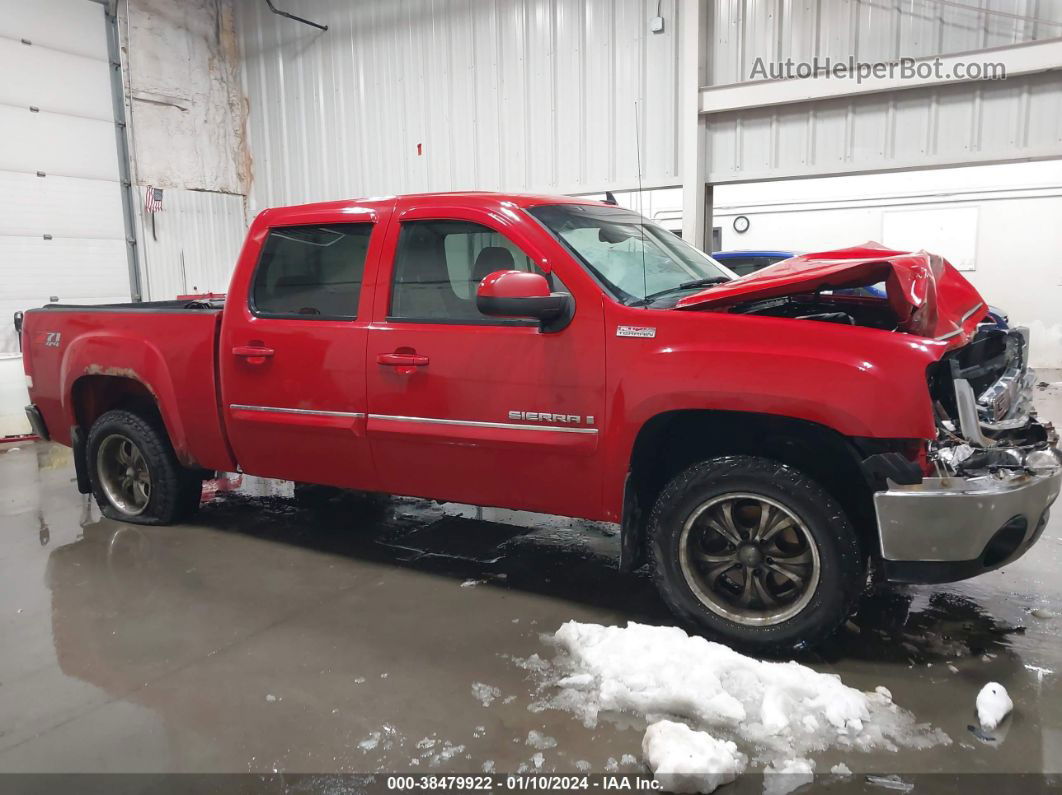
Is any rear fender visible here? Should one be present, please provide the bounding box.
[60,333,193,466]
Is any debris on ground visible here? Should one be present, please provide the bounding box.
[830,762,852,776]
[865,773,914,791]
[763,757,814,795]
[976,682,1013,730]
[641,719,746,794]
[526,730,557,750]
[358,732,381,751]
[471,682,501,707]
[428,741,465,766]
[1030,607,1057,620]
[1025,664,1053,683]
[538,621,947,766]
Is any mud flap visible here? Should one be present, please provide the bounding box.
[70,425,91,494]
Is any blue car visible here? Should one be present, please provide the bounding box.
[711,250,801,278]
[712,249,1009,328]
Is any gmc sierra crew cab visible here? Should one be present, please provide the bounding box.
[21,192,1062,652]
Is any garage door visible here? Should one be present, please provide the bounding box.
[0,0,131,357]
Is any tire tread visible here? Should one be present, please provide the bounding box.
[86,409,200,525]
[647,455,862,654]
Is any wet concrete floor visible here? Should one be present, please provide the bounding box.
[1,377,1062,779]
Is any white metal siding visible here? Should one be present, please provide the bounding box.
[139,189,247,300]
[0,0,129,359]
[238,0,683,211]
[705,70,1062,183]
[708,0,1062,86]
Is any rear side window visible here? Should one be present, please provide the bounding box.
[251,224,372,319]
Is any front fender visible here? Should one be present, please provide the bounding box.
[601,309,947,519]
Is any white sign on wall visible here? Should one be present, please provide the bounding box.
[882,206,979,271]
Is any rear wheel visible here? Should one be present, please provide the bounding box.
[648,455,863,653]
[87,409,201,525]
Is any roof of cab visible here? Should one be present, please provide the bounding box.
[258,191,609,224]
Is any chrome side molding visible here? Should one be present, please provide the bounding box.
[229,404,366,418]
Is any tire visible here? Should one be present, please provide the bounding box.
[86,409,202,525]
[647,455,863,654]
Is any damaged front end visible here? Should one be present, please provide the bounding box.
[875,325,1062,584]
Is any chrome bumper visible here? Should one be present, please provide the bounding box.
[875,466,1061,583]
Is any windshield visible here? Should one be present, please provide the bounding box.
[527,204,735,307]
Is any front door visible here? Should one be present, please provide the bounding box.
[364,204,606,519]
[219,215,385,489]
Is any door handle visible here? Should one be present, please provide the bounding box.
[232,345,275,364]
[377,352,429,367]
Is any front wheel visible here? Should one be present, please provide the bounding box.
[87,409,201,525]
[648,455,863,653]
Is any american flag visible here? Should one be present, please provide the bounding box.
[144,186,163,213]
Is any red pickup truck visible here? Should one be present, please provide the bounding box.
[21,192,1061,651]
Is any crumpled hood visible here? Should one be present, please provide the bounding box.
[677,242,988,345]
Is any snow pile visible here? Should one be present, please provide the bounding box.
[641,720,746,794]
[976,682,1013,730]
[542,621,946,762]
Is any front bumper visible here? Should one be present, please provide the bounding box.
[875,466,1061,584]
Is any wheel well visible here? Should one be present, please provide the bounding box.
[71,375,163,431]
[623,410,876,570]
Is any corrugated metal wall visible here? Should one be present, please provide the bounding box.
[702,0,1062,183]
[138,188,246,299]
[238,0,683,211]
[705,70,1062,182]
[708,0,1062,86]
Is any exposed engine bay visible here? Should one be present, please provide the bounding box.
[928,325,1060,478]
[728,292,899,330]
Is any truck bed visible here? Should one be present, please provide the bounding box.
[33,297,226,311]
[22,303,235,473]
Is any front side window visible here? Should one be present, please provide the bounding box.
[527,204,734,308]
[390,220,545,322]
[252,223,372,319]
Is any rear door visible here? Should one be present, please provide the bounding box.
[364,201,607,519]
[219,207,390,489]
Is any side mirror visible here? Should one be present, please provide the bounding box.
[476,270,573,332]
